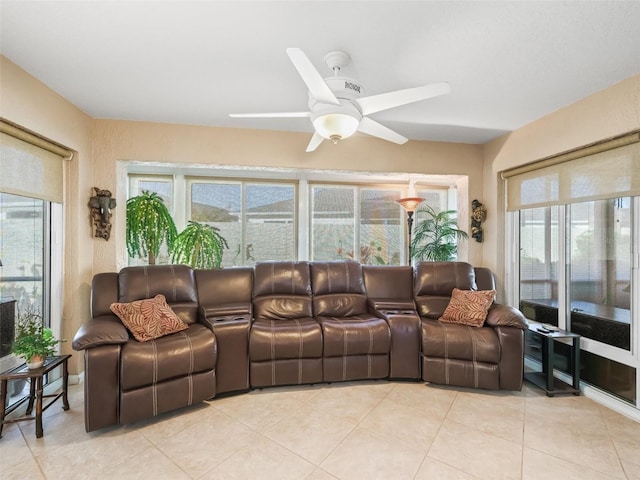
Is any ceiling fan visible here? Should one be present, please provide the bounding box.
[230,48,450,152]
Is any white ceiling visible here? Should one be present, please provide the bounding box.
[2,1,640,145]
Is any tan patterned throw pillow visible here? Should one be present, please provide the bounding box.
[439,288,496,327]
[110,294,188,342]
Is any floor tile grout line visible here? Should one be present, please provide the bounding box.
[599,404,633,480]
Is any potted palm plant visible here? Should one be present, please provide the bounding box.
[12,307,60,369]
[126,190,178,264]
[411,205,468,262]
[171,221,229,269]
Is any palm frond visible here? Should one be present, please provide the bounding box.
[411,205,468,262]
[171,221,229,269]
[126,191,177,264]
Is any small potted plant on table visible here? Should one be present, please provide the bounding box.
[12,307,60,369]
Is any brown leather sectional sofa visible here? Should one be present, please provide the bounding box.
[73,261,527,433]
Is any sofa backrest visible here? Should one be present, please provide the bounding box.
[252,261,313,320]
[310,261,368,317]
[195,267,253,316]
[474,267,496,291]
[414,262,477,318]
[91,272,119,319]
[118,265,199,324]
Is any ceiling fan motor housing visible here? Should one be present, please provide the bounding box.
[322,76,364,102]
[308,76,365,142]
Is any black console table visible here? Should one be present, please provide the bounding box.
[525,323,581,397]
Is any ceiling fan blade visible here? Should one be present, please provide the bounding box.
[286,48,340,105]
[356,82,450,116]
[357,117,408,145]
[306,132,324,152]
[230,112,310,118]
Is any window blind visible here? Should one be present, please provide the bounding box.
[502,131,640,211]
[0,120,73,203]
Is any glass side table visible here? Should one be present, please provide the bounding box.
[0,354,71,438]
[525,323,581,397]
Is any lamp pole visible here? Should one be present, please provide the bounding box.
[396,197,424,265]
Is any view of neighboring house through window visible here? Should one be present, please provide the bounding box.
[311,185,404,264]
[189,181,296,266]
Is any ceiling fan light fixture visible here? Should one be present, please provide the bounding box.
[312,113,360,143]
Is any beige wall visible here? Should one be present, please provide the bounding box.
[1,56,94,375]
[483,74,640,296]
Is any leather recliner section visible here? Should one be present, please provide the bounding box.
[416,262,526,390]
[311,261,391,382]
[250,261,323,387]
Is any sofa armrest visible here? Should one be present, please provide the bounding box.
[485,304,527,329]
[199,302,251,319]
[72,316,130,350]
[367,298,416,314]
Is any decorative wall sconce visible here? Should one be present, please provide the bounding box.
[89,187,116,241]
[471,199,486,243]
[396,197,425,264]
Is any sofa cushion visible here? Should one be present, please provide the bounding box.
[317,315,390,357]
[120,323,216,390]
[439,288,496,327]
[422,319,500,364]
[110,294,188,342]
[250,317,322,361]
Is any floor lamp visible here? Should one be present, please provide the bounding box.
[396,197,424,265]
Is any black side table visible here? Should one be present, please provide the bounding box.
[525,324,581,397]
[0,354,71,438]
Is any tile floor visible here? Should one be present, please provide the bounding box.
[1,380,640,479]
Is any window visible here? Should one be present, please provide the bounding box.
[0,120,68,412]
[519,206,560,325]
[311,185,403,264]
[189,180,296,266]
[128,175,174,265]
[507,132,639,408]
[126,170,462,267]
[569,198,631,350]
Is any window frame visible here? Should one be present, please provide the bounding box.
[125,168,463,267]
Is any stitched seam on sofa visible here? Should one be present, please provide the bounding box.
[470,326,479,388]
[169,264,177,302]
[342,321,348,357]
[143,266,150,299]
[367,321,373,378]
[345,262,350,292]
[442,322,450,384]
[290,265,295,295]
[270,319,276,386]
[342,322,348,380]
[182,330,194,375]
[495,326,509,388]
[152,340,158,416]
[295,318,303,384]
[269,262,275,294]
[117,345,121,420]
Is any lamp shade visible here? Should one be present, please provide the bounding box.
[396,197,424,212]
[313,113,360,143]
